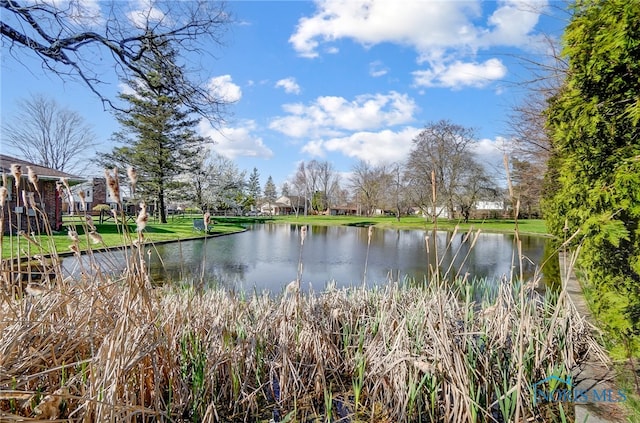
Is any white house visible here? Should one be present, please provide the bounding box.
[475,200,504,211]
[260,195,310,215]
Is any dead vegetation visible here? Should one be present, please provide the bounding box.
[0,165,604,422]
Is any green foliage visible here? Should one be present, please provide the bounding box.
[263,175,277,203]
[543,0,640,356]
[179,330,207,420]
[247,167,261,206]
[311,190,328,212]
[99,38,210,224]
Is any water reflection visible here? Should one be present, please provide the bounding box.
[137,223,556,294]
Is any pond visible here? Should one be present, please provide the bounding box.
[134,223,556,294]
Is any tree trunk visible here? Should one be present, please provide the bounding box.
[159,189,167,224]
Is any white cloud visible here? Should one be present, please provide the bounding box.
[198,119,273,160]
[65,0,104,26]
[480,0,547,48]
[290,0,546,57]
[302,127,421,165]
[275,77,301,95]
[369,60,388,78]
[127,0,167,28]
[412,58,507,89]
[472,136,513,174]
[270,91,417,138]
[289,1,479,58]
[207,75,242,103]
[289,0,546,89]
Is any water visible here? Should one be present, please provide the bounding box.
[134,223,555,293]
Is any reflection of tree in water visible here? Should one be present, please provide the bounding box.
[77,225,552,292]
[149,260,249,289]
[540,242,561,290]
[311,225,328,236]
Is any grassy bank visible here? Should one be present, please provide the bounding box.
[0,215,246,259]
[266,215,548,236]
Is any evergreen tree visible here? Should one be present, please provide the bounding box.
[543,0,640,357]
[264,175,277,215]
[264,176,277,203]
[100,38,209,223]
[281,182,290,198]
[247,167,261,208]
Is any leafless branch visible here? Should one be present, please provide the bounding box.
[1,0,232,124]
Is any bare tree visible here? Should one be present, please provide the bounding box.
[307,160,340,211]
[293,162,310,216]
[1,0,232,122]
[510,158,543,218]
[388,162,411,221]
[453,158,498,223]
[2,93,97,173]
[506,33,568,211]
[406,120,476,217]
[350,160,388,216]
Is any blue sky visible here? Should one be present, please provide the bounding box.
[1,0,568,191]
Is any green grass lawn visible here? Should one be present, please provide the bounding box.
[263,214,549,236]
[1,215,246,259]
[1,214,548,260]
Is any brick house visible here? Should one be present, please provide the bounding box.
[1,154,84,233]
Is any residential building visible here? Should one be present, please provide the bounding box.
[0,154,84,232]
[260,195,310,215]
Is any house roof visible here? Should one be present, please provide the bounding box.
[0,154,84,183]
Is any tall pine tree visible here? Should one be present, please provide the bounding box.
[100,38,209,223]
[247,167,261,209]
[263,175,277,215]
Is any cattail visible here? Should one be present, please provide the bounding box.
[26,166,38,190]
[300,225,307,246]
[21,190,28,209]
[0,186,7,208]
[56,180,64,196]
[10,164,21,190]
[59,177,75,215]
[127,167,138,195]
[68,227,79,243]
[78,190,86,212]
[285,279,300,295]
[60,177,70,192]
[25,191,36,209]
[105,167,120,203]
[136,202,148,232]
[88,231,103,244]
[85,215,96,231]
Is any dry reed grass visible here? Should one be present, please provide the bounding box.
[0,262,601,421]
[0,165,605,422]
